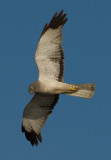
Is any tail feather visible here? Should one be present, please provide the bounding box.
[66,83,95,99]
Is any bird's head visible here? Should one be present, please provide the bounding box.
[29,81,38,94]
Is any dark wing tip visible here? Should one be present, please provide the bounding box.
[22,125,42,146]
[47,9,68,29]
[40,10,68,37]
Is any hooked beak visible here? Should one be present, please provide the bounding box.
[29,88,34,94]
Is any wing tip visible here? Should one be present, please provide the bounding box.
[22,125,42,146]
[48,9,68,29]
[40,10,68,37]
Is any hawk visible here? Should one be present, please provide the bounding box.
[22,10,95,146]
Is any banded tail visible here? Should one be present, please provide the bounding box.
[66,83,95,99]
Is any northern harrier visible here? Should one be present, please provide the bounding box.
[22,10,95,146]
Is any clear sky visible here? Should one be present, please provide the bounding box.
[0,0,111,159]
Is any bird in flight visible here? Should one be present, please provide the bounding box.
[22,10,95,146]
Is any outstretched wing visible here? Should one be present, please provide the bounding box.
[35,10,68,82]
[22,93,59,146]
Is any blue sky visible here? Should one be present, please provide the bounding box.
[0,0,111,159]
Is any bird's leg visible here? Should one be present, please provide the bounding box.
[69,85,79,92]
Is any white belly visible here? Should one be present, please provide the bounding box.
[38,80,66,94]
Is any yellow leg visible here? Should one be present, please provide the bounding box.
[69,86,78,91]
